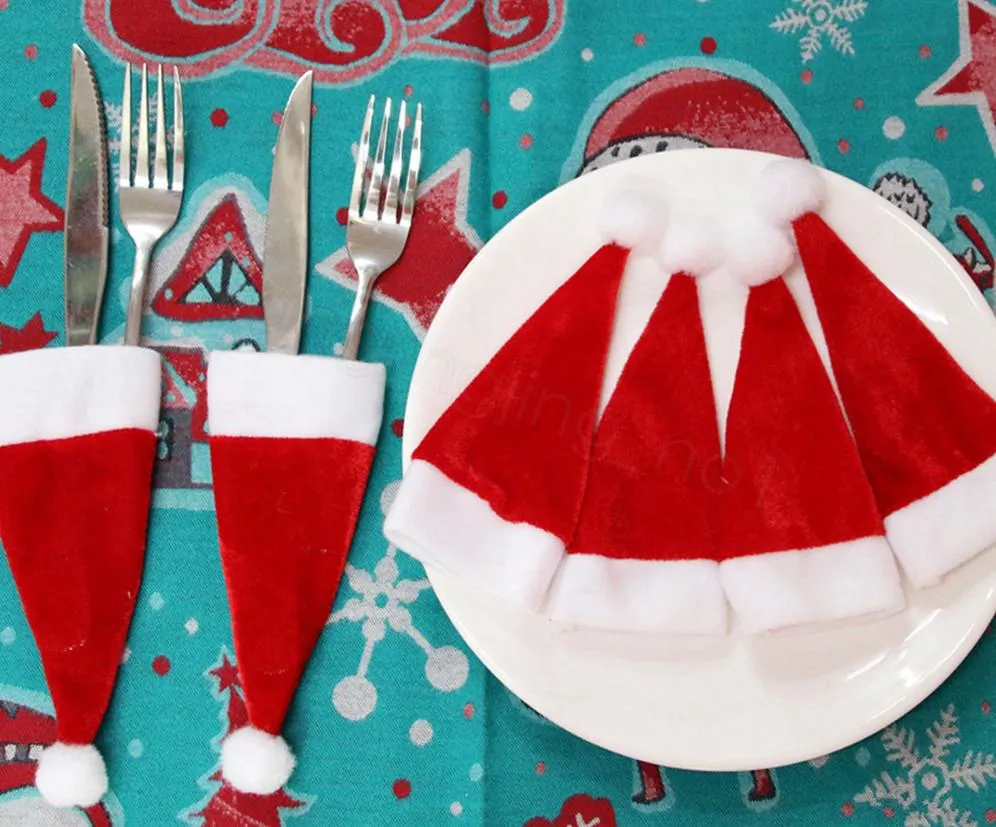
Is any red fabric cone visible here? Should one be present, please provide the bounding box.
[208,350,385,794]
[546,272,727,634]
[793,210,996,586]
[385,242,633,611]
[210,435,374,734]
[0,346,161,808]
[0,428,155,742]
[718,277,904,633]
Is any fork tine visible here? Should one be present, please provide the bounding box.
[348,96,375,219]
[153,65,167,189]
[135,64,150,188]
[362,97,391,221]
[383,99,407,223]
[400,103,422,227]
[171,67,184,191]
[119,64,132,187]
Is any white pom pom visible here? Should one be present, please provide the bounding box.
[655,214,725,278]
[755,158,827,226]
[35,742,108,809]
[597,189,666,252]
[221,727,296,795]
[724,218,796,287]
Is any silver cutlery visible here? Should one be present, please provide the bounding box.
[342,95,423,360]
[119,63,185,346]
[263,71,313,355]
[64,44,109,347]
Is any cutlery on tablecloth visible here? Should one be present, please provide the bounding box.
[263,70,312,355]
[64,44,109,346]
[342,94,423,360]
[202,72,389,796]
[119,62,185,346]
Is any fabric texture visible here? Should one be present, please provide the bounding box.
[792,210,996,585]
[2,2,996,824]
[386,242,633,610]
[210,435,376,734]
[0,428,157,744]
[0,346,160,807]
[207,351,384,790]
[717,276,904,632]
[548,272,727,634]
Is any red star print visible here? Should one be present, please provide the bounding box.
[0,139,63,288]
[0,312,57,354]
[918,0,996,153]
[210,653,242,694]
[317,149,483,338]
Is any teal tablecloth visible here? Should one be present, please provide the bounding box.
[1,1,994,824]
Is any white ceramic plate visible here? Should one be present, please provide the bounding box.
[400,148,996,770]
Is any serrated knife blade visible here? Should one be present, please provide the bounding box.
[263,71,313,354]
[64,44,109,347]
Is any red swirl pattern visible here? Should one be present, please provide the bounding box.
[84,0,564,82]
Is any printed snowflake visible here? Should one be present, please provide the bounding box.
[853,705,996,826]
[327,482,470,721]
[770,0,868,61]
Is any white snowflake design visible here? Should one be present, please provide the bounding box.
[770,0,868,62]
[854,705,996,826]
[327,482,470,721]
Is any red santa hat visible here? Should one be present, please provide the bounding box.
[545,215,728,634]
[754,158,996,587]
[716,218,905,633]
[384,191,665,612]
[0,346,161,808]
[207,350,385,794]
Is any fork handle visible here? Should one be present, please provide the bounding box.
[341,266,379,361]
[124,243,152,347]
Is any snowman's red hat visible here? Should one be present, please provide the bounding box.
[581,67,811,173]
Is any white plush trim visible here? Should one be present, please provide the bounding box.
[720,536,905,634]
[208,350,385,444]
[597,189,666,253]
[384,459,565,611]
[655,213,724,279]
[723,217,796,287]
[221,726,295,795]
[35,742,108,809]
[0,346,161,447]
[884,452,996,587]
[754,158,827,226]
[546,554,728,635]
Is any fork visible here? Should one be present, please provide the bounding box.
[343,95,423,360]
[119,64,184,346]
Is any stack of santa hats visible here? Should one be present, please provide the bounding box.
[385,162,996,636]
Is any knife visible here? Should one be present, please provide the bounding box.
[263,71,313,354]
[64,44,109,347]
